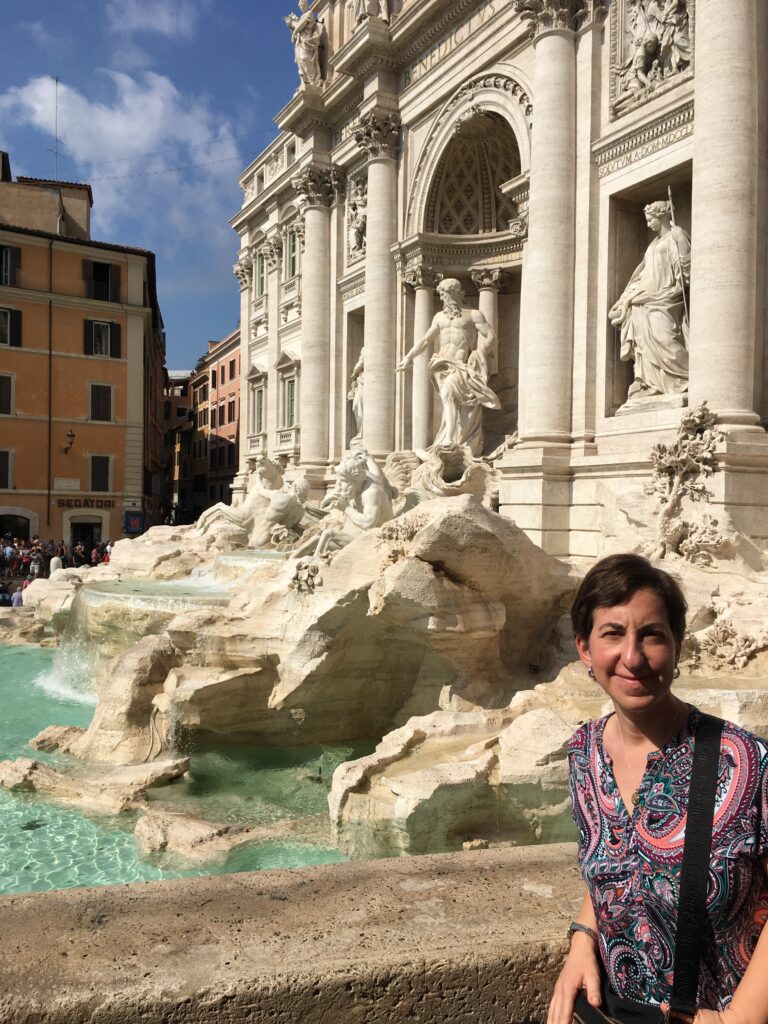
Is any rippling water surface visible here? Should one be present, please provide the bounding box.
[0,644,363,895]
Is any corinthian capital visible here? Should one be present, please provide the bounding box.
[292,166,336,208]
[233,253,253,290]
[403,264,442,290]
[353,111,401,160]
[258,237,283,270]
[513,0,580,35]
[470,268,509,292]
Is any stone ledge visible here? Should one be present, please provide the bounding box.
[0,843,582,1024]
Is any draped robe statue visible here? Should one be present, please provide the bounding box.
[609,200,690,403]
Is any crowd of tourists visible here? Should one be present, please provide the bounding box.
[1,537,112,581]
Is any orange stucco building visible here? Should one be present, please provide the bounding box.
[0,152,165,547]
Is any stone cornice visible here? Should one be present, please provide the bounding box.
[393,0,479,67]
[394,232,524,276]
[593,100,694,178]
[332,17,398,80]
[353,111,401,161]
[275,84,330,140]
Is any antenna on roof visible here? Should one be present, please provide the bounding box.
[54,77,59,178]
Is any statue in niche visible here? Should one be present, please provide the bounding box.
[354,0,390,24]
[396,278,501,457]
[285,0,322,87]
[293,448,395,559]
[348,179,367,254]
[615,0,691,109]
[609,199,690,404]
[348,347,365,440]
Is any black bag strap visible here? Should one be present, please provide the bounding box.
[669,712,724,1018]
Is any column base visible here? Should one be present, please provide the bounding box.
[497,445,573,556]
[497,433,768,558]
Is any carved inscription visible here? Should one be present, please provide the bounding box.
[402,0,498,88]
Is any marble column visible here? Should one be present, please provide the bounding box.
[292,167,344,477]
[514,1,577,444]
[260,236,282,456]
[354,111,400,456]
[232,251,253,496]
[688,0,762,431]
[404,264,440,451]
[471,268,507,338]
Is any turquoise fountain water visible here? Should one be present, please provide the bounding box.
[0,643,365,895]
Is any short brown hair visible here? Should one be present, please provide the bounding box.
[571,553,687,645]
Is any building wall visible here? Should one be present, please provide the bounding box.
[0,182,164,544]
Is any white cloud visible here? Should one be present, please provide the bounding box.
[23,20,66,52]
[105,0,205,40]
[0,73,242,275]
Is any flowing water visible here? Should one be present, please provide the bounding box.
[0,644,368,896]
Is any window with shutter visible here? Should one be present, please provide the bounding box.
[0,247,21,287]
[0,375,11,415]
[90,455,110,492]
[228,398,235,422]
[90,384,112,421]
[86,261,120,302]
[92,322,111,356]
[0,451,10,489]
[0,309,8,347]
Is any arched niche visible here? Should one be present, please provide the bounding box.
[406,67,533,237]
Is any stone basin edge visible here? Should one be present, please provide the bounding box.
[0,843,581,1024]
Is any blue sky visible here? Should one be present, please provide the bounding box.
[0,0,299,369]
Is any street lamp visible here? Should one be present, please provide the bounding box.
[64,429,76,454]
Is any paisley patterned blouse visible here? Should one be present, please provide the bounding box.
[568,708,768,1010]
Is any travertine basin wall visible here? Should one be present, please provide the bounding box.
[0,844,582,1024]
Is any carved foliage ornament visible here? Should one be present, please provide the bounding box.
[259,238,283,270]
[514,0,608,33]
[292,166,346,208]
[403,264,442,290]
[353,111,401,160]
[233,253,253,289]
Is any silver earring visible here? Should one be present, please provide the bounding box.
[587,667,595,679]
[674,667,680,679]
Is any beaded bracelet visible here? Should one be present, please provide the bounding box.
[567,922,598,944]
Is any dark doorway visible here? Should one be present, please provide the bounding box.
[0,515,30,540]
[70,519,102,552]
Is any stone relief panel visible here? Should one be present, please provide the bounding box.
[611,0,694,119]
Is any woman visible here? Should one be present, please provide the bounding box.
[548,553,768,1024]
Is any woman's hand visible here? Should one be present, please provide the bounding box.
[547,933,602,1024]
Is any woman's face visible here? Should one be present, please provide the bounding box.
[575,587,679,715]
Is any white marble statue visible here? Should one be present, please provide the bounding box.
[348,180,367,253]
[354,0,390,24]
[348,347,365,440]
[609,199,690,402]
[397,278,500,457]
[249,476,311,549]
[294,448,394,558]
[285,0,322,87]
[196,457,284,537]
